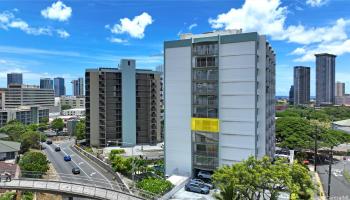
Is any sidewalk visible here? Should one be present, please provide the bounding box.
[309,165,326,200]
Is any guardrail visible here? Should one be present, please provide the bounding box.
[0,178,144,200]
[71,144,129,191]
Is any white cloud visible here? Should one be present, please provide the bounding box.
[0,45,80,57]
[41,1,72,21]
[107,37,128,44]
[188,23,197,31]
[306,0,328,7]
[208,0,350,62]
[106,12,153,39]
[56,29,70,38]
[0,10,69,38]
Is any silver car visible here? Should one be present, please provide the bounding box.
[190,178,213,189]
[185,182,210,194]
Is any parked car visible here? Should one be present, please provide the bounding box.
[185,182,210,194]
[46,140,52,145]
[72,167,80,174]
[55,147,61,152]
[198,171,211,179]
[64,155,71,161]
[190,178,213,189]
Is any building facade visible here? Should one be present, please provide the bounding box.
[289,85,294,105]
[316,53,336,106]
[85,59,161,147]
[62,108,85,116]
[0,106,49,128]
[336,82,345,97]
[293,66,310,105]
[7,73,23,86]
[72,78,84,96]
[335,95,350,106]
[164,31,276,176]
[40,78,53,89]
[60,96,85,108]
[54,77,65,97]
[0,85,54,109]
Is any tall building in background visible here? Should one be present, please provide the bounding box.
[72,78,84,96]
[40,78,53,89]
[7,73,23,86]
[293,66,310,105]
[164,31,276,176]
[336,81,345,97]
[85,59,161,147]
[54,77,65,97]
[0,85,54,109]
[289,85,294,105]
[315,53,336,106]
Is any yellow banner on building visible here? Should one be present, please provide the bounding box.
[191,118,219,133]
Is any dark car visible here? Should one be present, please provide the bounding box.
[185,182,210,194]
[64,155,71,161]
[55,147,61,152]
[72,167,80,174]
[46,140,53,145]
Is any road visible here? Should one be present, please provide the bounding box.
[317,157,350,199]
[42,139,118,199]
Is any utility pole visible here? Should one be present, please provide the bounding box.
[327,146,333,199]
[314,126,319,172]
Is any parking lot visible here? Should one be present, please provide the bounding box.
[171,187,217,200]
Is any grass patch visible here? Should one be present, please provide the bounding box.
[344,170,350,183]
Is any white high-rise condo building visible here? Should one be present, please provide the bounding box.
[164,30,276,177]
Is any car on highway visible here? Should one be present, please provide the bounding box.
[64,155,71,161]
[46,140,53,145]
[72,167,80,174]
[55,147,61,152]
[190,178,213,189]
[198,171,211,179]
[185,182,210,194]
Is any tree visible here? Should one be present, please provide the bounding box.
[20,131,41,153]
[212,156,313,200]
[61,104,72,110]
[51,118,64,133]
[0,121,27,142]
[276,117,314,149]
[74,119,86,140]
[40,117,49,124]
[19,151,49,178]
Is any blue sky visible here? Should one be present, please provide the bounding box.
[0,0,350,96]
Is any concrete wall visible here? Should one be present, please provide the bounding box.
[218,41,257,166]
[165,46,192,176]
[121,59,137,146]
[89,71,100,147]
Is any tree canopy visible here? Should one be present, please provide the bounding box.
[51,118,64,133]
[74,119,85,140]
[213,156,313,200]
[19,151,49,178]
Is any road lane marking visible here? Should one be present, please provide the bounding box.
[62,141,114,189]
[90,172,96,176]
[79,162,84,165]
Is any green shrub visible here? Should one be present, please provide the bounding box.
[136,178,173,195]
[0,192,16,200]
[110,149,125,155]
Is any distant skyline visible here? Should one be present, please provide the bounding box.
[1,0,350,95]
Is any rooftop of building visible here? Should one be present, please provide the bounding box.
[60,95,85,99]
[315,53,337,57]
[179,29,243,39]
[63,108,85,111]
[0,140,21,153]
[0,106,49,112]
[1,84,54,90]
[86,59,161,74]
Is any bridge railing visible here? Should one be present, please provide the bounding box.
[0,170,160,199]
